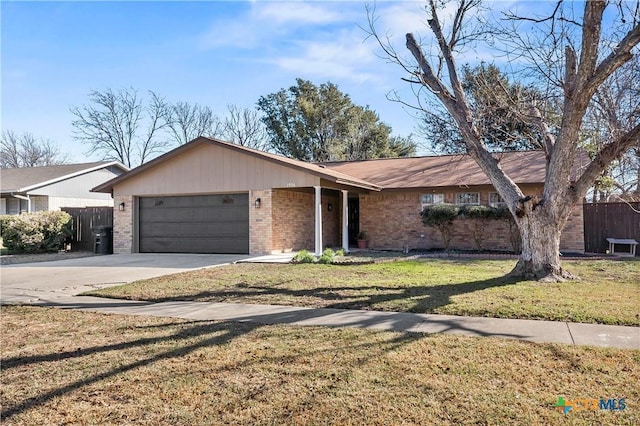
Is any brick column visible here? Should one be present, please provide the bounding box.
[113,195,134,254]
[249,190,273,254]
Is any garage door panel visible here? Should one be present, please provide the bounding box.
[139,194,249,254]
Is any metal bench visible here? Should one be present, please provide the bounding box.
[606,238,638,257]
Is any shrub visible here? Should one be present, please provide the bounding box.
[460,205,499,250]
[335,248,346,257]
[494,206,522,253]
[0,211,72,253]
[318,248,335,264]
[293,249,315,264]
[420,204,460,251]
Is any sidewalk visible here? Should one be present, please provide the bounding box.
[23,294,640,350]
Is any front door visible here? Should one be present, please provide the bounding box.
[348,197,360,246]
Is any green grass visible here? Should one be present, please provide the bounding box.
[2,306,638,425]
[87,258,640,326]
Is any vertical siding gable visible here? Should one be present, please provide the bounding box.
[113,142,319,196]
[27,168,120,199]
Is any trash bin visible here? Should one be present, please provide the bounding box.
[92,226,113,254]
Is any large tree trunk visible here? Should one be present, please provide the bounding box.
[510,202,575,282]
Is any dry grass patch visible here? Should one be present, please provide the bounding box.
[88,258,640,325]
[2,306,639,425]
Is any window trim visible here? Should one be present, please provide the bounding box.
[455,192,480,206]
[420,193,445,209]
[488,192,507,208]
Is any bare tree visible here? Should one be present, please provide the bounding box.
[0,131,69,168]
[370,0,640,280]
[70,88,171,167]
[221,104,268,150]
[586,55,640,201]
[164,101,222,145]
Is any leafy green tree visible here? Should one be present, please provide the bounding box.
[419,64,550,154]
[257,79,415,161]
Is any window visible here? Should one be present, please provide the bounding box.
[489,192,506,208]
[421,193,444,209]
[455,192,479,205]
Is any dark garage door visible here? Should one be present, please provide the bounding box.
[139,194,249,254]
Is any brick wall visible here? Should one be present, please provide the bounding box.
[249,189,273,254]
[113,195,133,254]
[270,189,341,253]
[272,190,314,252]
[560,204,585,252]
[360,192,433,250]
[359,190,584,252]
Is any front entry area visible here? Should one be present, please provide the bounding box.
[138,194,249,254]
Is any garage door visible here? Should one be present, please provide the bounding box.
[139,194,249,254]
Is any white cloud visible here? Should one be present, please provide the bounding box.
[198,1,358,50]
[255,2,348,25]
[269,26,382,84]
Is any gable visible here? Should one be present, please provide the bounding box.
[28,167,123,198]
[112,142,321,196]
[0,162,125,193]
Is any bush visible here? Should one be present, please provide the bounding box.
[460,205,499,250]
[420,204,460,251]
[318,248,336,264]
[460,205,498,220]
[494,206,521,253]
[0,211,72,253]
[335,248,346,257]
[293,249,315,264]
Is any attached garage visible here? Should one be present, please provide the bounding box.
[92,137,379,255]
[139,194,249,254]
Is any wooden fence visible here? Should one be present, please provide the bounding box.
[62,207,113,252]
[583,202,640,255]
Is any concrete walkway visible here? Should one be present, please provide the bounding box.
[19,295,640,350]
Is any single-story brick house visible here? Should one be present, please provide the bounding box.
[1,161,128,215]
[93,137,586,255]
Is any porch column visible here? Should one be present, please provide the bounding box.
[342,190,349,253]
[13,194,31,213]
[314,185,322,256]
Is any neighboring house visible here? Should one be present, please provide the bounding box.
[93,137,586,255]
[1,162,128,215]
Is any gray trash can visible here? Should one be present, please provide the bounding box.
[92,226,113,254]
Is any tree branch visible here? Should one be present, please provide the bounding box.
[573,123,640,200]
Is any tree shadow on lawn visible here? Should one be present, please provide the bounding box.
[1,314,422,421]
[142,273,521,314]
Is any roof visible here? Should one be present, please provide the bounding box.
[1,161,128,194]
[92,137,382,193]
[92,137,585,194]
[321,151,552,188]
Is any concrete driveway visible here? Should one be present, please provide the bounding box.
[0,253,252,304]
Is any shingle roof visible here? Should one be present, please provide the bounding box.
[93,137,586,194]
[321,151,554,188]
[1,161,127,193]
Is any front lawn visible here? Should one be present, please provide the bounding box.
[2,306,638,425]
[88,258,640,326]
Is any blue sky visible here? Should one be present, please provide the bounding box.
[2,0,560,163]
